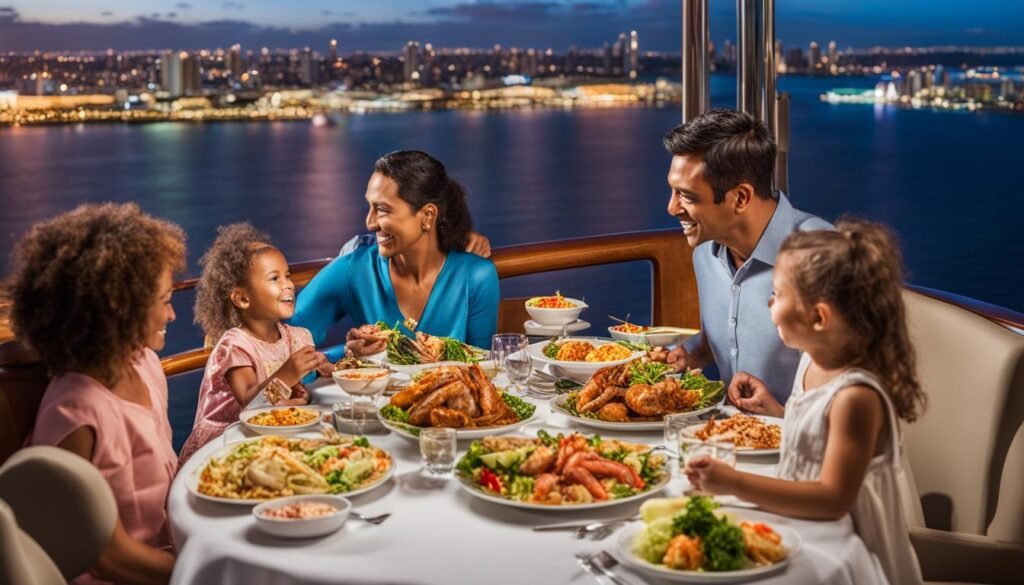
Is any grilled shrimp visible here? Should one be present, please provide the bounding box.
[519,445,555,476]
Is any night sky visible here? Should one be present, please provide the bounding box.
[0,1,1021,52]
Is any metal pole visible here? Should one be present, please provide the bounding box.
[681,0,710,122]
[737,0,760,118]
[774,91,790,195]
[762,0,776,137]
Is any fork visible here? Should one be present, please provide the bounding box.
[350,511,390,525]
[591,552,634,583]
[575,552,634,585]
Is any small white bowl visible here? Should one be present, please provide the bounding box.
[524,297,588,326]
[332,368,391,396]
[252,495,351,539]
[239,406,322,436]
[608,326,699,348]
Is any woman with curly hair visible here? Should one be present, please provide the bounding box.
[7,203,185,585]
[292,150,499,358]
[177,223,332,464]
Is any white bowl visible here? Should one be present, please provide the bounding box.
[332,368,391,396]
[608,326,699,348]
[252,495,351,539]
[524,297,588,326]
[239,406,322,436]
[526,337,645,381]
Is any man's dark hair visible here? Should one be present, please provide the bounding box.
[663,109,776,203]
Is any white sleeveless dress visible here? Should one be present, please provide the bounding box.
[778,354,923,585]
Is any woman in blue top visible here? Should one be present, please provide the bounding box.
[292,150,499,360]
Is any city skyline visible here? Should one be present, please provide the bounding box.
[1,1,1022,53]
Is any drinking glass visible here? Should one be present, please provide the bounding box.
[504,348,533,396]
[491,333,528,378]
[679,437,737,494]
[663,412,701,457]
[420,427,457,476]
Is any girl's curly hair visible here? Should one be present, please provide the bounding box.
[4,203,186,384]
[193,222,274,341]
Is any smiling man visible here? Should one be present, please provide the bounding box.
[664,109,831,407]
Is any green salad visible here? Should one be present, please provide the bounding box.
[375,321,485,365]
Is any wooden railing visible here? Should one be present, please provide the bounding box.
[160,229,701,377]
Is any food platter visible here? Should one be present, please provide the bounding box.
[455,471,670,511]
[185,436,395,505]
[380,411,539,442]
[239,406,322,435]
[550,394,726,431]
[679,414,784,456]
[526,338,645,380]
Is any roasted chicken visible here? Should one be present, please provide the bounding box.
[388,365,518,429]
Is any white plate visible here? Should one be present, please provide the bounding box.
[526,338,645,380]
[455,468,671,511]
[185,437,396,505]
[678,415,783,456]
[615,519,800,582]
[380,358,495,377]
[608,326,699,348]
[550,394,726,432]
[239,406,323,435]
[379,411,540,442]
[524,319,591,337]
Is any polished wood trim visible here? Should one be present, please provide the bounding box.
[908,285,1024,332]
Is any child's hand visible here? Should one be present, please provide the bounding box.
[728,372,785,417]
[684,456,738,495]
[277,346,321,386]
[346,325,387,357]
[315,352,334,377]
[465,231,491,258]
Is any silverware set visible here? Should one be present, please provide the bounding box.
[351,511,390,525]
[532,514,639,540]
[524,367,581,399]
[575,551,636,585]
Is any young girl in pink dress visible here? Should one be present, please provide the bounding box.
[686,219,927,585]
[10,203,186,584]
[178,224,332,464]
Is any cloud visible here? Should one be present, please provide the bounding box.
[0,6,18,24]
[101,11,113,17]
[222,1,244,8]
[167,12,177,19]
[322,10,333,16]
[176,3,192,9]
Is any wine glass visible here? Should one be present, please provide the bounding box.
[505,346,533,396]
[490,333,528,377]
[331,368,390,436]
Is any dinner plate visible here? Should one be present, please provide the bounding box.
[372,353,495,377]
[455,468,671,511]
[309,373,412,403]
[615,519,801,582]
[526,338,645,380]
[239,406,323,435]
[379,410,540,442]
[550,394,726,432]
[678,414,784,456]
[185,437,396,505]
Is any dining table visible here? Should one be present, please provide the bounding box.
[167,366,887,585]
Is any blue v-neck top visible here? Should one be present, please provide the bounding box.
[292,235,500,361]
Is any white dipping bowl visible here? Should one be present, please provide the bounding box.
[524,297,588,326]
[608,326,699,348]
[252,495,351,539]
[332,368,391,396]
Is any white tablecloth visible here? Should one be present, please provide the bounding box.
[167,377,885,585]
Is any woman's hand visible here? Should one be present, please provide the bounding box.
[684,456,740,495]
[345,325,387,357]
[276,346,321,387]
[727,371,785,417]
[465,231,491,258]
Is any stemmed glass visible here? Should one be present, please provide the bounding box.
[490,333,530,394]
[332,368,390,436]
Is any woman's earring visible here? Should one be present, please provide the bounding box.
[422,223,430,231]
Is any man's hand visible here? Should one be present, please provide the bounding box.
[727,372,785,417]
[465,231,491,258]
[345,325,388,357]
[666,345,691,373]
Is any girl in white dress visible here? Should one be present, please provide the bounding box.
[685,219,926,585]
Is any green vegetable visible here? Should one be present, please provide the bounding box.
[324,458,376,494]
[536,430,562,448]
[352,437,369,448]
[563,392,598,419]
[479,447,530,471]
[610,484,636,498]
[672,495,721,539]
[680,371,726,408]
[543,340,560,359]
[456,441,487,475]
[508,475,535,499]
[587,434,602,448]
[703,522,746,571]
[632,516,676,564]
[500,391,537,420]
[615,339,651,352]
[639,497,690,523]
[629,360,670,386]
[379,405,410,424]
[305,446,340,470]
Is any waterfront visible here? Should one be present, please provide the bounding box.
[1,74,1021,446]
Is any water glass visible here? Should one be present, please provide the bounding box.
[505,349,533,396]
[663,412,701,457]
[491,333,528,377]
[679,437,737,469]
[420,427,457,476]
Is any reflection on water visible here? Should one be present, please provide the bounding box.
[1,75,1022,448]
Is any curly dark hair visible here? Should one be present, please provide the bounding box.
[663,109,776,203]
[4,203,186,384]
[373,150,474,252]
[193,222,275,342]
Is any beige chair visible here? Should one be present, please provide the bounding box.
[0,500,65,585]
[0,446,117,583]
[902,290,1024,584]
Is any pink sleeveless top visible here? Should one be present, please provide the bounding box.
[29,349,177,584]
[178,323,314,465]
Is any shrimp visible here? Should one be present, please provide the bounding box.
[663,535,704,570]
[578,384,622,413]
[531,473,560,502]
[519,445,556,476]
[564,464,608,500]
[554,434,590,473]
[577,456,645,489]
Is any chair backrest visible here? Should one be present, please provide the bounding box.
[0,446,117,581]
[902,290,1024,542]
[0,342,47,466]
[0,500,65,585]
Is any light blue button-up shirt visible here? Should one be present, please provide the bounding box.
[684,194,832,404]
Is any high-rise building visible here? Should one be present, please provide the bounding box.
[602,43,612,76]
[722,40,736,67]
[627,31,639,80]
[329,39,338,64]
[403,41,421,83]
[774,40,785,74]
[227,44,243,78]
[827,41,837,65]
[808,42,821,71]
[786,48,804,72]
[160,50,201,96]
[299,47,318,86]
[524,48,538,77]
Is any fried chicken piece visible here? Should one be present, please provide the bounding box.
[390,369,454,408]
[408,381,469,426]
[578,384,621,413]
[430,407,474,428]
[596,402,631,422]
[624,378,698,416]
[444,384,480,418]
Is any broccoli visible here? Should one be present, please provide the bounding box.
[703,521,746,571]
